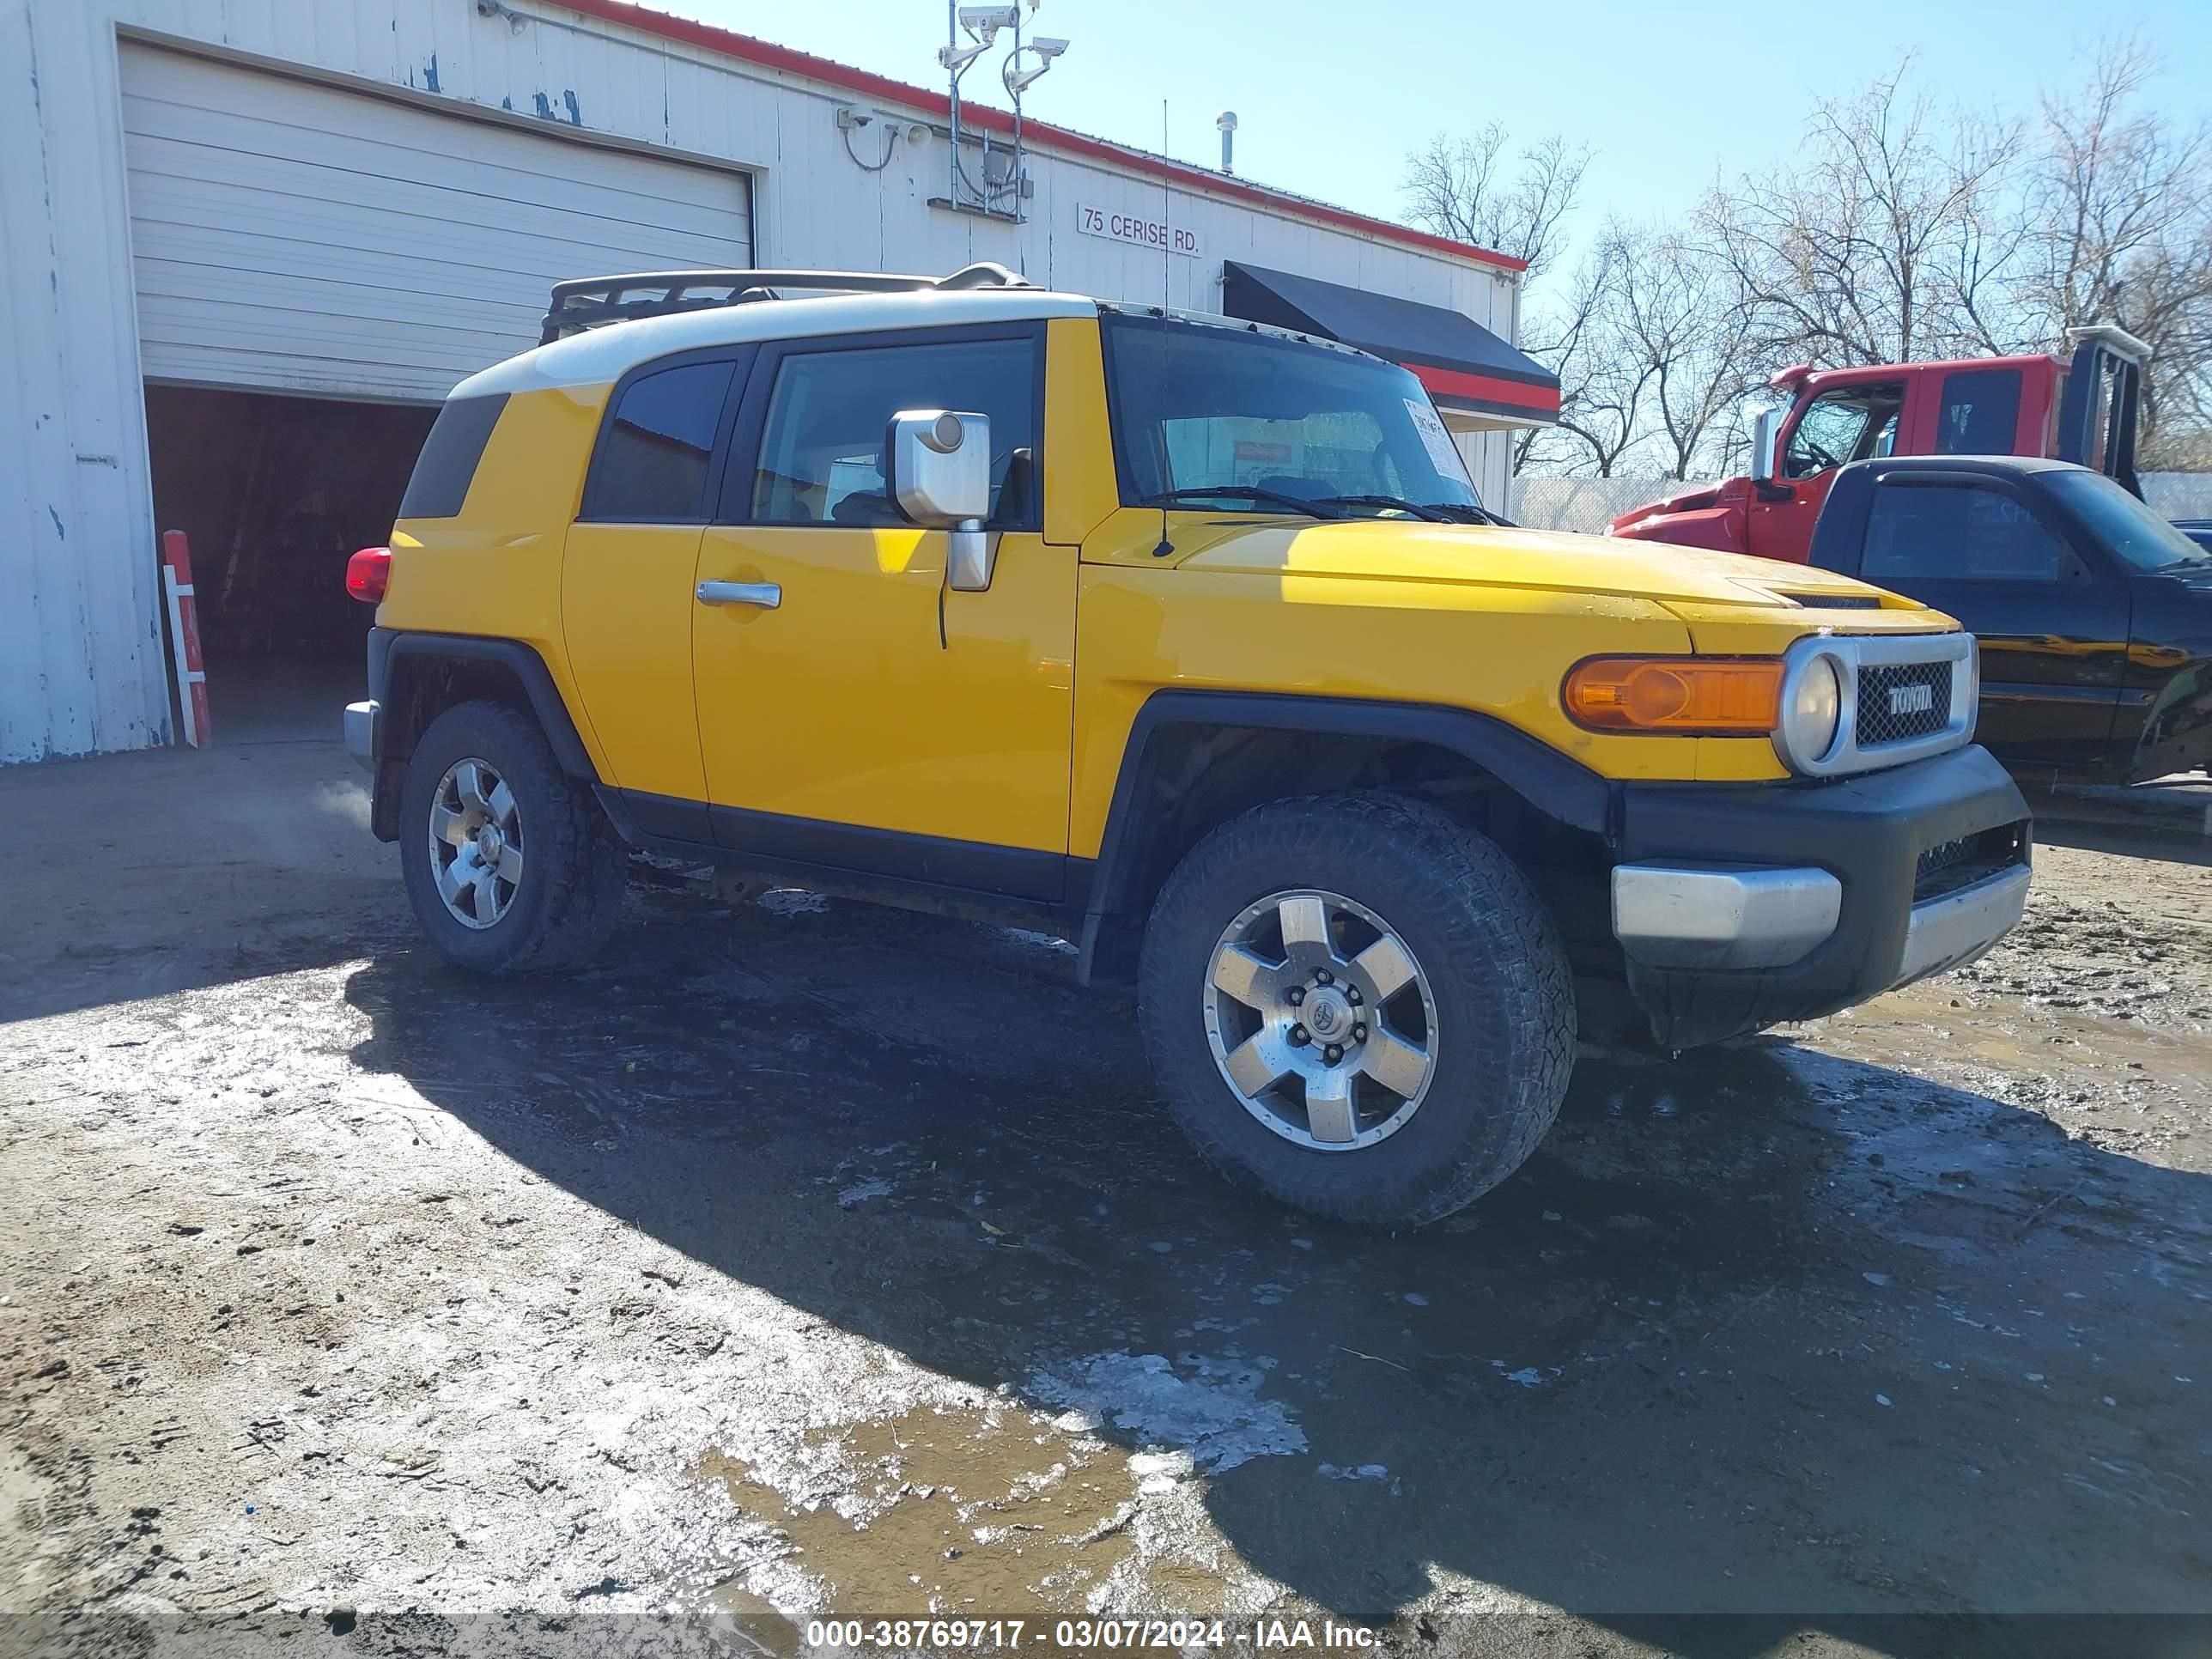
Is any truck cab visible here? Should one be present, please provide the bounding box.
[1806,455,2212,784]
[1611,329,2150,563]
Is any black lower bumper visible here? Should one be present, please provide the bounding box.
[1614,744,2032,1049]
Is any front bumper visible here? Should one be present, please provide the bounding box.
[1610,744,2031,1048]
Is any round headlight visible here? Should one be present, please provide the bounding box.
[1789,654,1843,763]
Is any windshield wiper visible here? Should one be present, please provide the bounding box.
[1313,494,1453,522]
[1420,501,1514,527]
[1143,486,1342,520]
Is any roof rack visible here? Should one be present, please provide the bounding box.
[538,261,1033,343]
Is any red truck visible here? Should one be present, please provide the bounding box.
[1609,327,2151,562]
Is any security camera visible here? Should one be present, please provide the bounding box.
[958,4,1018,45]
[1030,36,1068,60]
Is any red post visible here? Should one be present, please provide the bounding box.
[161,530,212,747]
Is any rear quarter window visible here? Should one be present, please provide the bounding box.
[1935,369,2022,455]
[398,393,509,519]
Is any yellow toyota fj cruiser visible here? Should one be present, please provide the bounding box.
[344,262,2031,1226]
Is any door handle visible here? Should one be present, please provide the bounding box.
[696,580,781,610]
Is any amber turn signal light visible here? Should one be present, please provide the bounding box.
[1563,656,1784,734]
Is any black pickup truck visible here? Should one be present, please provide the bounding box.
[1807,457,2212,785]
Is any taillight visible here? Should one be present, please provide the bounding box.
[345,546,391,604]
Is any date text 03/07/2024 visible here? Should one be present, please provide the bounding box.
[801,1617,1382,1650]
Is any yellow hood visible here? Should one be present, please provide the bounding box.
[1173,519,1925,618]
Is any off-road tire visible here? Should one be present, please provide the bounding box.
[1138,792,1575,1226]
[398,700,626,975]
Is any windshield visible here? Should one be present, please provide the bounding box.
[1103,315,1481,514]
[2044,470,2209,571]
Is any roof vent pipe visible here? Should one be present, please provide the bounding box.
[1216,111,1237,175]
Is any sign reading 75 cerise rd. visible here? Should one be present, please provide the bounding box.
[1078,202,1200,258]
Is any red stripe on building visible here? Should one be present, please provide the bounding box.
[551,0,1528,276]
[1407,362,1562,418]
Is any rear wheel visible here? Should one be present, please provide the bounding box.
[398,701,625,975]
[1138,793,1575,1225]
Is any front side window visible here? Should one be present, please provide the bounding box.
[1863,483,2081,584]
[1103,318,1480,514]
[745,336,1039,528]
[1936,368,2023,455]
[581,361,736,522]
[1785,384,1905,479]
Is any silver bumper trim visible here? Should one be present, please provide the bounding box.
[343,700,379,773]
[1892,863,2030,988]
[1612,863,1843,970]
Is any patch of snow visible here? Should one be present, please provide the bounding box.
[1317,1462,1388,1481]
[1503,1368,1544,1389]
[757,889,829,915]
[999,927,1078,956]
[837,1177,894,1208]
[1028,1352,1305,1474]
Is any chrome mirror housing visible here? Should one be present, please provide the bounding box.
[889,409,994,591]
[1750,406,1784,483]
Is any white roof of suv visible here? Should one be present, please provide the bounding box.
[453,261,1382,402]
[458,283,1097,400]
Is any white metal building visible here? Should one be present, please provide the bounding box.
[1,0,1553,764]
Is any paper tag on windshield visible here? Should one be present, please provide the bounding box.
[1405,398,1472,484]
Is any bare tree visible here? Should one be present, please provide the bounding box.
[1413,46,2212,485]
[2018,34,2212,463]
[1510,239,1654,476]
[1405,124,1590,280]
[1600,223,1765,477]
[1698,63,2027,371]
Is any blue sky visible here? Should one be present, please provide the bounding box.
[676,0,2211,262]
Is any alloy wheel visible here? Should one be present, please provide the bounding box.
[1202,888,1438,1150]
[428,757,524,929]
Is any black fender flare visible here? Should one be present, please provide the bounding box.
[371,629,599,781]
[1078,689,1615,982]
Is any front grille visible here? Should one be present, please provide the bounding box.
[1913,822,2027,902]
[1858,660,1954,748]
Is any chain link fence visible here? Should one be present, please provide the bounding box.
[2146,474,2212,520]
[1508,472,2212,534]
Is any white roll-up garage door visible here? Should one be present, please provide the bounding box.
[120,46,754,403]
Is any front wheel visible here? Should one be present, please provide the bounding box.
[1138,793,1575,1226]
[398,700,626,975]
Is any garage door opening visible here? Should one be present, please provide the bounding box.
[145,386,434,739]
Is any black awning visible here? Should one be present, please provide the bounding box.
[1221,260,1560,424]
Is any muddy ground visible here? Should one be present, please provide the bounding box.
[2,731,2209,1659]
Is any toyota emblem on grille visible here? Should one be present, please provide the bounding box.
[1888,682,1936,717]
